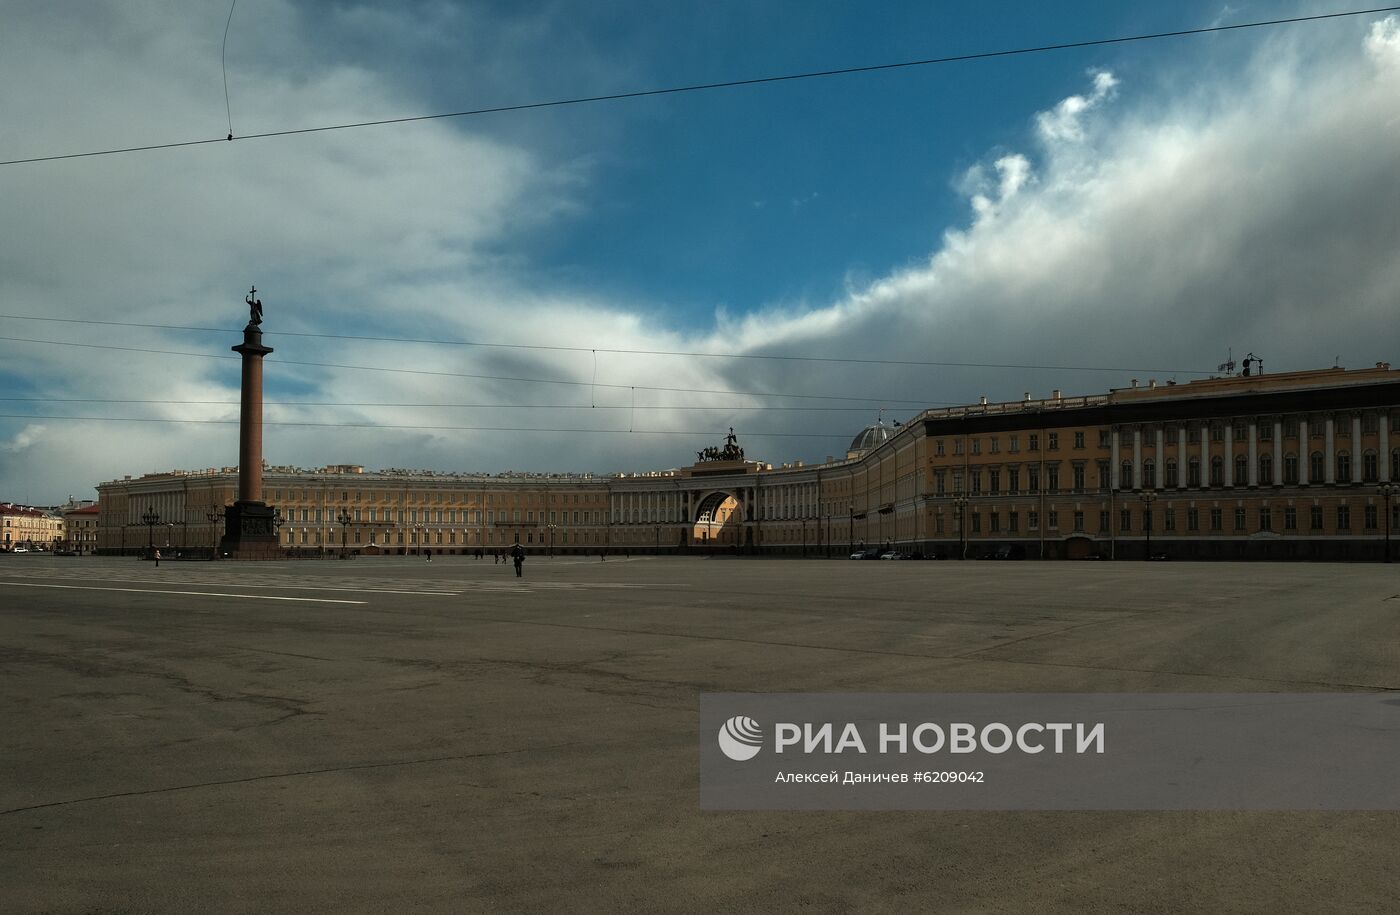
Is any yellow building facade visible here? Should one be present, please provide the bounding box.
[94,365,1400,560]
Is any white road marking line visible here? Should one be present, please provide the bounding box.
[5,582,367,604]
[0,575,458,596]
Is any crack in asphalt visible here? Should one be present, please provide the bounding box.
[0,742,584,816]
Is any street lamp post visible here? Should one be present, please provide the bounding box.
[1380,482,1396,563]
[953,495,969,560]
[1139,489,1157,560]
[141,507,160,559]
[336,509,352,558]
[801,517,807,558]
[549,523,558,558]
[272,508,284,555]
[205,505,225,559]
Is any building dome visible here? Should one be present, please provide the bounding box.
[848,422,894,455]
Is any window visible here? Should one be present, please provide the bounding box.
[1029,511,1039,530]
[1337,505,1350,530]
[1121,461,1134,490]
[1394,448,1400,481]
[1364,505,1378,529]
[988,470,1001,494]
[1362,412,1379,434]
[1363,451,1378,482]
[1008,468,1020,493]
[971,439,981,456]
[1072,465,1085,491]
[1048,511,1058,529]
[971,471,982,495]
[1210,457,1223,487]
[1259,455,1272,486]
[1009,435,1019,453]
[935,440,945,457]
[1310,419,1325,438]
[1097,460,1111,490]
[990,512,1000,533]
[1189,458,1202,488]
[1048,432,1059,451]
[935,471,946,495]
[1098,510,1109,532]
[1098,430,1110,448]
[1336,452,1351,482]
[1046,465,1059,492]
[1234,508,1246,531]
[971,513,981,533]
[1142,509,1152,532]
[989,437,999,454]
[1284,507,1297,530]
[1233,455,1248,484]
[1310,452,1325,482]
[1008,512,1019,532]
[1029,434,1040,451]
[1259,507,1272,531]
[1284,454,1299,484]
[953,439,964,456]
[1310,505,1323,530]
[1187,508,1200,531]
[1028,467,1040,493]
[1284,418,1299,438]
[1120,508,1132,532]
[1211,423,1223,442]
[1166,459,1178,488]
[1210,508,1223,531]
[1164,509,1176,531]
[1073,511,1084,532]
[1259,423,1273,441]
[1143,459,1156,487]
[1073,431,1084,449]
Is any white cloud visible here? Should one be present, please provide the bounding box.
[1034,69,1118,143]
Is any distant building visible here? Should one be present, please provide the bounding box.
[62,503,101,554]
[91,364,1400,560]
[1,503,63,551]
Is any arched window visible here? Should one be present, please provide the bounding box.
[1363,450,1378,483]
[1188,457,1201,487]
[1310,451,1325,482]
[1165,459,1178,488]
[1259,454,1273,486]
[1233,455,1248,485]
[1210,456,1223,487]
[1283,453,1299,485]
[1336,451,1351,483]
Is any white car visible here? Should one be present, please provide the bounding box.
[11,546,29,553]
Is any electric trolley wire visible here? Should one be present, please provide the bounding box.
[0,314,1213,376]
[0,396,946,411]
[3,6,1396,167]
[0,413,850,439]
[0,335,934,405]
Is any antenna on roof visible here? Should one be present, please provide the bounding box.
[1241,352,1263,377]
[1216,347,1235,376]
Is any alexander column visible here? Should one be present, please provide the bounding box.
[219,286,280,559]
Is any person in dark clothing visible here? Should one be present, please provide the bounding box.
[511,542,525,577]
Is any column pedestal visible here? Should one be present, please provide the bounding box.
[220,321,279,559]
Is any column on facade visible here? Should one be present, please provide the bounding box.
[1351,414,1363,483]
[1110,429,1121,490]
[1299,416,1310,486]
[1247,421,1258,487]
[1325,416,1336,484]
[1382,413,1392,482]
[1155,427,1166,489]
[1132,428,1142,491]
[1200,425,1210,487]
[1177,426,1188,490]
[1223,423,1234,487]
[1273,419,1283,486]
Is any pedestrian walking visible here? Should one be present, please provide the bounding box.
[511,542,525,578]
[153,548,161,568]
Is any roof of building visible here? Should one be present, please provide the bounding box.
[849,422,895,453]
[1,503,54,518]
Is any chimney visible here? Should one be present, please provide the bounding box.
[1052,389,1062,400]
[1131,379,1139,388]
[1024,392,1031,401]
[1149,379,1157,389]
[979,395,988,406]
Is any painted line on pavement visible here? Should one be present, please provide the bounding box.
[5,582,367,604]
[0,575,457,596]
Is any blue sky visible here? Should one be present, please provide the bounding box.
[3,1,1400,502]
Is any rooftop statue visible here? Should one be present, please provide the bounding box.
[245,286,263,326]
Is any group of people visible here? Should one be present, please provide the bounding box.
[489,543,527,577]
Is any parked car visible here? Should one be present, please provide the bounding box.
[53,549,79,556]
[1148,552,1170,561]
[879,550,905,560]
[985,544,1026,560]
[1081,551,1107,560]
[11,546,29,553]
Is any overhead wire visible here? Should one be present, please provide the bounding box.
[0,313,1213,375]
[3,7,1396,167]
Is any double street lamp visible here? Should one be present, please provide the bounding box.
[336,509,353,558]
[205,504,224,558]
[952,494,969,560]
[1139,489,1157,560]
[548,522,558,558]
[141,507,160,558]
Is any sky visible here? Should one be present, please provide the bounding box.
[2,1,1399,504]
